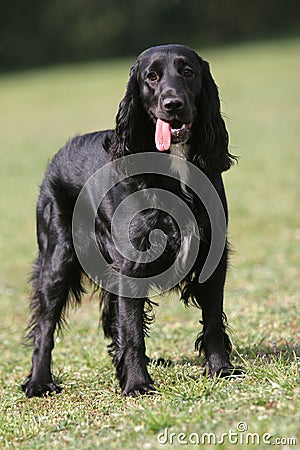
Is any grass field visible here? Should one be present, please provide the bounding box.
[0,38,299,449]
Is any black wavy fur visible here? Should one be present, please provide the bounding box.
[22,45,240,398]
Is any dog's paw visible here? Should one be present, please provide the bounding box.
[148,357,173,367]
[122,383,156,397]
[219,365,245,377]
[204,364,245,379]
[22,379,62,398]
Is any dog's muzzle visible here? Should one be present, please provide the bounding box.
[155,119,192,151]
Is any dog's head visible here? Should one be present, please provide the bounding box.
[112,44,235,174]
[137,45,202,151]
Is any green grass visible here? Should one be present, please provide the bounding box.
[0,37,299,449]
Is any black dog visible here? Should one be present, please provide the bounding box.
[22,45,238,397]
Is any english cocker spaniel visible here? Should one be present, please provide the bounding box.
[22,44,240,398]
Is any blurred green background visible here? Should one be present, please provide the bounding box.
[1,0,300,69]
[0,3,300,448]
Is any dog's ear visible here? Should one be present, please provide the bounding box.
[193,59,236,174]
[111,62,148,159]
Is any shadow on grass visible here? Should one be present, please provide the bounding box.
[234,341,300,362]
[149,341,299,370]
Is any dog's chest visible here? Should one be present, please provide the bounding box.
[169,143,189,189]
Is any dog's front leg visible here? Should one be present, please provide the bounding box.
[194,249,234,377]
[109,294,154,396]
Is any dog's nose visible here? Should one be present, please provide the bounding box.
[163,98,184,113]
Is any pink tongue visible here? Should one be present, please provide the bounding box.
[155,119,171,151]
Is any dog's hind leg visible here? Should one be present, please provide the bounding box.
[22,199,83,397]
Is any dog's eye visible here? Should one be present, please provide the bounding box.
[183,68,194,78]
[147,72,159,82]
